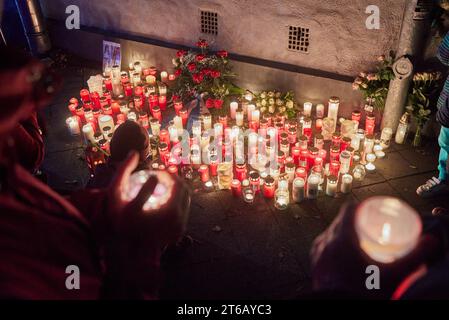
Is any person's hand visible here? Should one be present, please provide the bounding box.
[310,201,440,299]
[107,151,191,250]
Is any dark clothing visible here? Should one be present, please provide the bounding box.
[437,32,449,128]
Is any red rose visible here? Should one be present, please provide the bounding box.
[196,39,208,48]
[217,50,228,58]
[211,70,221,78]
[206,98,215,109]
[214,99,224,109]
[202,68,211,76]
[193,73,204,84]
[187,62,196,72]
[196,54,206,62]
[176,50,187,57]
[174,68,182,76]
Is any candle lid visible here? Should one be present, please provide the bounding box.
[242,179,250,187]
[264,175,275,186]
[329,96,340,103]
[327,175,338,183]
[249,171,260,181]
[293,177,305,187]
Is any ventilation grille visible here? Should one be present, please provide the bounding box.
[287,26,310,53]
[200,10,218,35]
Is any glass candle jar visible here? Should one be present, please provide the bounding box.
[341,136,352,152]
[339,150,352,174]
[274,180,289,210]
[292,177,305,203]
[314,134,324,150]
[354,196,422,263]
[322,117,335,140]
[316,103,325,119]
[302,117,312,138]
[198,164,210,183]
[308,147,319,169]
[380,127,393,149]
[365,112,376,136]
[66,116,80,136]
[295,166,307,180]
[307,174,321,199]
[327,96,340,132]
[231,179,242,197]
[285,162,296,182]
[353,164,366,181]
[217,162,233,190]
[329,161,341,177]
[202,114,212,130]
[298,135,309,150]
[330,145,340,162]
[249,171,261,194]
[332,132,342,147]
[341,174,353,194]
[243,182,255,204]
[364,134,375,154]
[326,175,339,197]
[263,175,276,198]
[352,110,361,126]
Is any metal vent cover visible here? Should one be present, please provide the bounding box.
[287,26,310,53]
[200,10,218,35]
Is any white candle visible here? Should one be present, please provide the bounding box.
[168,125,178,142]
[128,111,137,122]
[82,123,95,143]
[327,97,340,132]
[98,115,114,133]
[247,104,255,122]
[203,114,212,130]
[173,116,183,130]
[341,174,353,194]
[303,102,312,117]
[307,174,320,199]
[316,103,325,119]
[214,123,223,137]
[236,111,244,127]
[160,71,168,82]
[355,196,422,263]
[326,175,338,197]
[66,116,80,136]
[292,177,305,203]
[192,120,202,137]
[230,102,238,119]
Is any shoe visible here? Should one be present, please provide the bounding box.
[416,177,449,198]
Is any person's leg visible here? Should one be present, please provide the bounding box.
[438,126,449,181]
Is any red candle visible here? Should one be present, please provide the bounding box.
[277,151,286,171]
[285,156,294,165]
[295,167,307,180]
[152,106,162,123]
[299,149,309,169]
[143,68,152,76]
[103,91,112,105]
[298,135,308,150]
[174,101,183,115]
[80,89,90,103]
[210,157,218,176]
[75,105,85,123]
[198,164,210,182]
[111,101,120,115]
[318,149,327,163]
[148,94,159,109]
[314,156,323,167]
[68,103,77,115]
[103,105,113,116]
[231,179,242,197]
[249,120,258,131]
[134,85,144,97]
[124,82,133,97]
[291,146,301,166]
[329,161,340,176]
[249,171,261,194]
[365,112,376,136]
[104,77,113,91]
[315,118,323,131]
[330,145,340,162]
[159,95,167,111]
[69,97,79,107]
[352,110,361,123]
[332,132,341,147]
[93,109,101,121]
[263,176,275,198]
[159,129,170,146]
[84,108,94,123]
[340,137,351,152]
[116,113,126,125]
[308,147,319,169]
[235,163,247,181]
[179,108,188,126]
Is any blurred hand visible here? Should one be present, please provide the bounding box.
[106,151,191,251]
[310,201,440,299]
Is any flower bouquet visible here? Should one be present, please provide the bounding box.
[353,52,396,111]
[251,90,299,119]
[407,71,442,147]
[172,39,242,116]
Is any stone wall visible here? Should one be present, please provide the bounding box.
[41,0,407,76]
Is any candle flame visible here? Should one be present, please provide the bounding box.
[380,222,391,244]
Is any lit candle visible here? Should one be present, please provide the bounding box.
[307,174,321,199]
[303,102,312,117]
[325,175,338,197]
[341,174,353,194]
[263,175,276,198]
[242,180,255,203]
[123,170,175,211]
[82,123,95,144]
[203,114,212,130]
[365,153,377,171]
[231,179,242,197]
[66,116,80,136]
[160,71,168,82]
[352,164,366,181]
[252,109,260,125]
[150,118,161,136]
[327,96,340,132]
[354,196,422,263]
[198,164,210,182]
[322,117,335,140]
[173,116,183,131]
[146,75,157,85]
[292,177,305,203]
[98,115,114,133]
[217,162,233,190]
[275,180,290,210]
[380,127,393,149]
[339,150,352,174]
[230,102,238,119]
